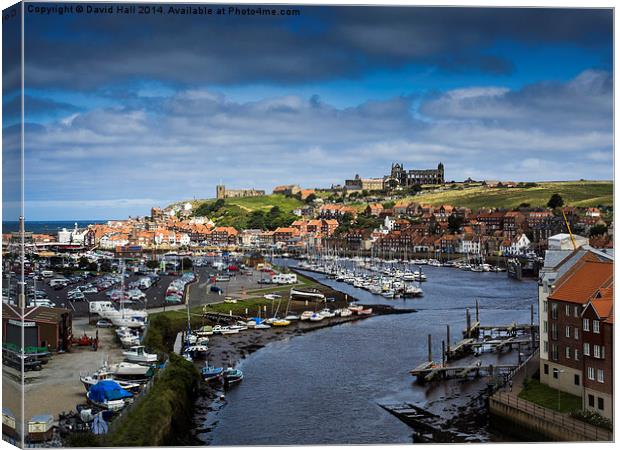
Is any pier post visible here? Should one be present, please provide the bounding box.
[442,340,446,367]
[466,308,471,338]
[530,304,536,349]
[446,325,451,355]
[427,334,432,362]
[475,299,479,323]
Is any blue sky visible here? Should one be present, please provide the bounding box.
[1,4,613,220]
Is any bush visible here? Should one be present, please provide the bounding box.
[105,354,200,446]
[570,409,613,431]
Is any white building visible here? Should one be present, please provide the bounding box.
[459,235,481,254]
[548,233,589,250]
[501,233,531,255]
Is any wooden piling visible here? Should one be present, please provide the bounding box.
[446,325,451,354]
[475,299,479,323]
[427,334,432,362]
[466,308,471,338]
[441,340,446,367]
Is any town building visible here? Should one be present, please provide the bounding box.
[344,175,385,192]
[273,185,301,196]
[538,242,613,419]
[216,185,265,199]
[2,304,73,352]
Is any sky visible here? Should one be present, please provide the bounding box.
[1,3,614,220]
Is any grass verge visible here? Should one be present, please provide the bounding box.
[518,378,582,413]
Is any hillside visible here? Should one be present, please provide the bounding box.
[192,194,305,229]
[410,181,613,210]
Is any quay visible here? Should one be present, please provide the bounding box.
[410,360,517,383]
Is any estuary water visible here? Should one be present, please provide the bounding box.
[200,261,537,445]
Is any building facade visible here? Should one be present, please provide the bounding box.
[385,162,444,186]
[216,185,265,199]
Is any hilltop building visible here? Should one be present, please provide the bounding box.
[386,162,444,187]
[216,185,265,200]
[345,162,445,192]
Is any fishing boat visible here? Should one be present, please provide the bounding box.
[87,380,134,412]
[290,288,325,301]
[109,362,154,380]
[357,308,373,315]
[201,364,224,382]
[284,314,300,321]
[347,304,363,313]
[212,325,240,335]
[80,367,142,393]
[300,311,314,321]
[223,367,244,385]
[122,346,158,364]
[184,344,210,358]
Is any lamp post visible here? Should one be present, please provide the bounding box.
[553,368,565,410]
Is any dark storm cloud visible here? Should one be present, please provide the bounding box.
[23,5,612,89]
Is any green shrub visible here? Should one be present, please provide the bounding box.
[570,410,613,431]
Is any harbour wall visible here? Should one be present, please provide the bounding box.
[489,392,612,442]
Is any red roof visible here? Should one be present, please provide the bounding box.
[549,260,613,305]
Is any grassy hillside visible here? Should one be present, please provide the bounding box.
[193,194,305,229]
[410,181,612,210]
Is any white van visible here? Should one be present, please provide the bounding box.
[41,270,54,278]
[32,299,54,308]
[138,277,152,290]
[49,278,67,288]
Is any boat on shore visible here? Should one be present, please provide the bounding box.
[290,288,325,301]
[122,345,158,364]
[201,364,224,382]
[223,367,244,386]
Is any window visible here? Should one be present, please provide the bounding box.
[565,326,571,338]
[574,349,579,361]
[551,344,558,361]
[553,368,559,379]
[544,364,549,375]
[551,323,558,340]
[598,397,604,410]
[551,303,558,320]
[565,304,570,316]
[565,346,571,359]
[543,301,548,313]
[587,367,595,380]
[583,318,590,331]
[574,328,579,340]
[543,321,548,333]
[597,369,604,383]
[543,341,548,353]
[574,374,580,386]
[601,346,605,359]
[588,394,595,407]
[594,345,601,359]
[593,320,600,334]
[574,306,579,318]
[583,342,590,356]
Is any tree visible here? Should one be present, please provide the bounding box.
[247,210,266,229]
[100,260,112,273]
[448,215,464,233]
[181,257,193,270]
[146,260,159,269]
[547,193,564,209]
[305,193,317,204]
[589,224,608,237]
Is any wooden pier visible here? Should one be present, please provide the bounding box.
[410,360,517,383]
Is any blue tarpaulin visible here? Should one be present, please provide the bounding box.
[88,380,133,403]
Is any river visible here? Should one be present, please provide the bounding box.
[197,259,537,445]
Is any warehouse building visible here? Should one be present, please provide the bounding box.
[2,304,73,353]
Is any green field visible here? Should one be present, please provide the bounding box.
[411,181,612,210]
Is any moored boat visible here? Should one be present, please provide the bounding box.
[223,367,244,385]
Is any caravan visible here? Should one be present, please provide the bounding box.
[271,273,297,285]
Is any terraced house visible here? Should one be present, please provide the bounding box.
[539,246,613,420]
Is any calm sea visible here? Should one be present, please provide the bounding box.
[1,220,107,234]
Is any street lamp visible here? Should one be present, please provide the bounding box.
[553,368,565,410]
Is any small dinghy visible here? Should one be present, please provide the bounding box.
[201,364,224,382]
[223,367,244,386]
